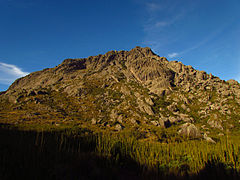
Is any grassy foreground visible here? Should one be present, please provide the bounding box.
[0,124,240,180]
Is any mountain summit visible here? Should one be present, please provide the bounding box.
[1,47,239,141]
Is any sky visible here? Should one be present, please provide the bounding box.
[0,0,240,91]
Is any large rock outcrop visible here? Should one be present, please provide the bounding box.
[1,46,240,141]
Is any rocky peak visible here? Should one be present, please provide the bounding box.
[5,46,239,98]
[128,46,156,57]
[1,46,240,143]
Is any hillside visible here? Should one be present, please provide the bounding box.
[0,46,240,141]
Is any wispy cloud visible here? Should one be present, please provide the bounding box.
[142,0,234,60]
[154,11,185,29]
[144,8,184,32]
[178,25,229,56]
[168,52,178,58]
[142,1,189,52]
[146,2,162,12]
[0,62,29,85]
[155,21,168,28]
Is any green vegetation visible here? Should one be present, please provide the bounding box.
[1,124,240,179]
[152,96,171,115]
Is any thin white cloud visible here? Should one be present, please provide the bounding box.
[146,2,162,12]
[154,11,185,29]
[142,1,188,51]
[155,21,168,28]
[0,62,29,85]
[178,25,229,56]
[144,12,184,32]
[168,52,178,58]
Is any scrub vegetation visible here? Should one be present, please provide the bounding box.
[0,124,239,180]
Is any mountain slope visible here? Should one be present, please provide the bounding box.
[0,46,239,141]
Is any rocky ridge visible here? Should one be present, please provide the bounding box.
[0,46,239,142]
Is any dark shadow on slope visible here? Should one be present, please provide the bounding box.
[190,158,240,180]
[0,124,142,180]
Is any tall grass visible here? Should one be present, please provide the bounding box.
[0,124,240,179]
[95,132,240,175]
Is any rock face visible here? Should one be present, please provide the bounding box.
[203,133,216,143]
[138,99,154,115]
[115,124,124,131]
[178,123,202,138]
[1,46,240,140]
[207,120,224,130]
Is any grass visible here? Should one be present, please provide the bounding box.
[0,124,240,179]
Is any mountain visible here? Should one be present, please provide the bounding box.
[0,46,239,141]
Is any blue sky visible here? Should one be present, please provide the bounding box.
[0,0,240,91]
